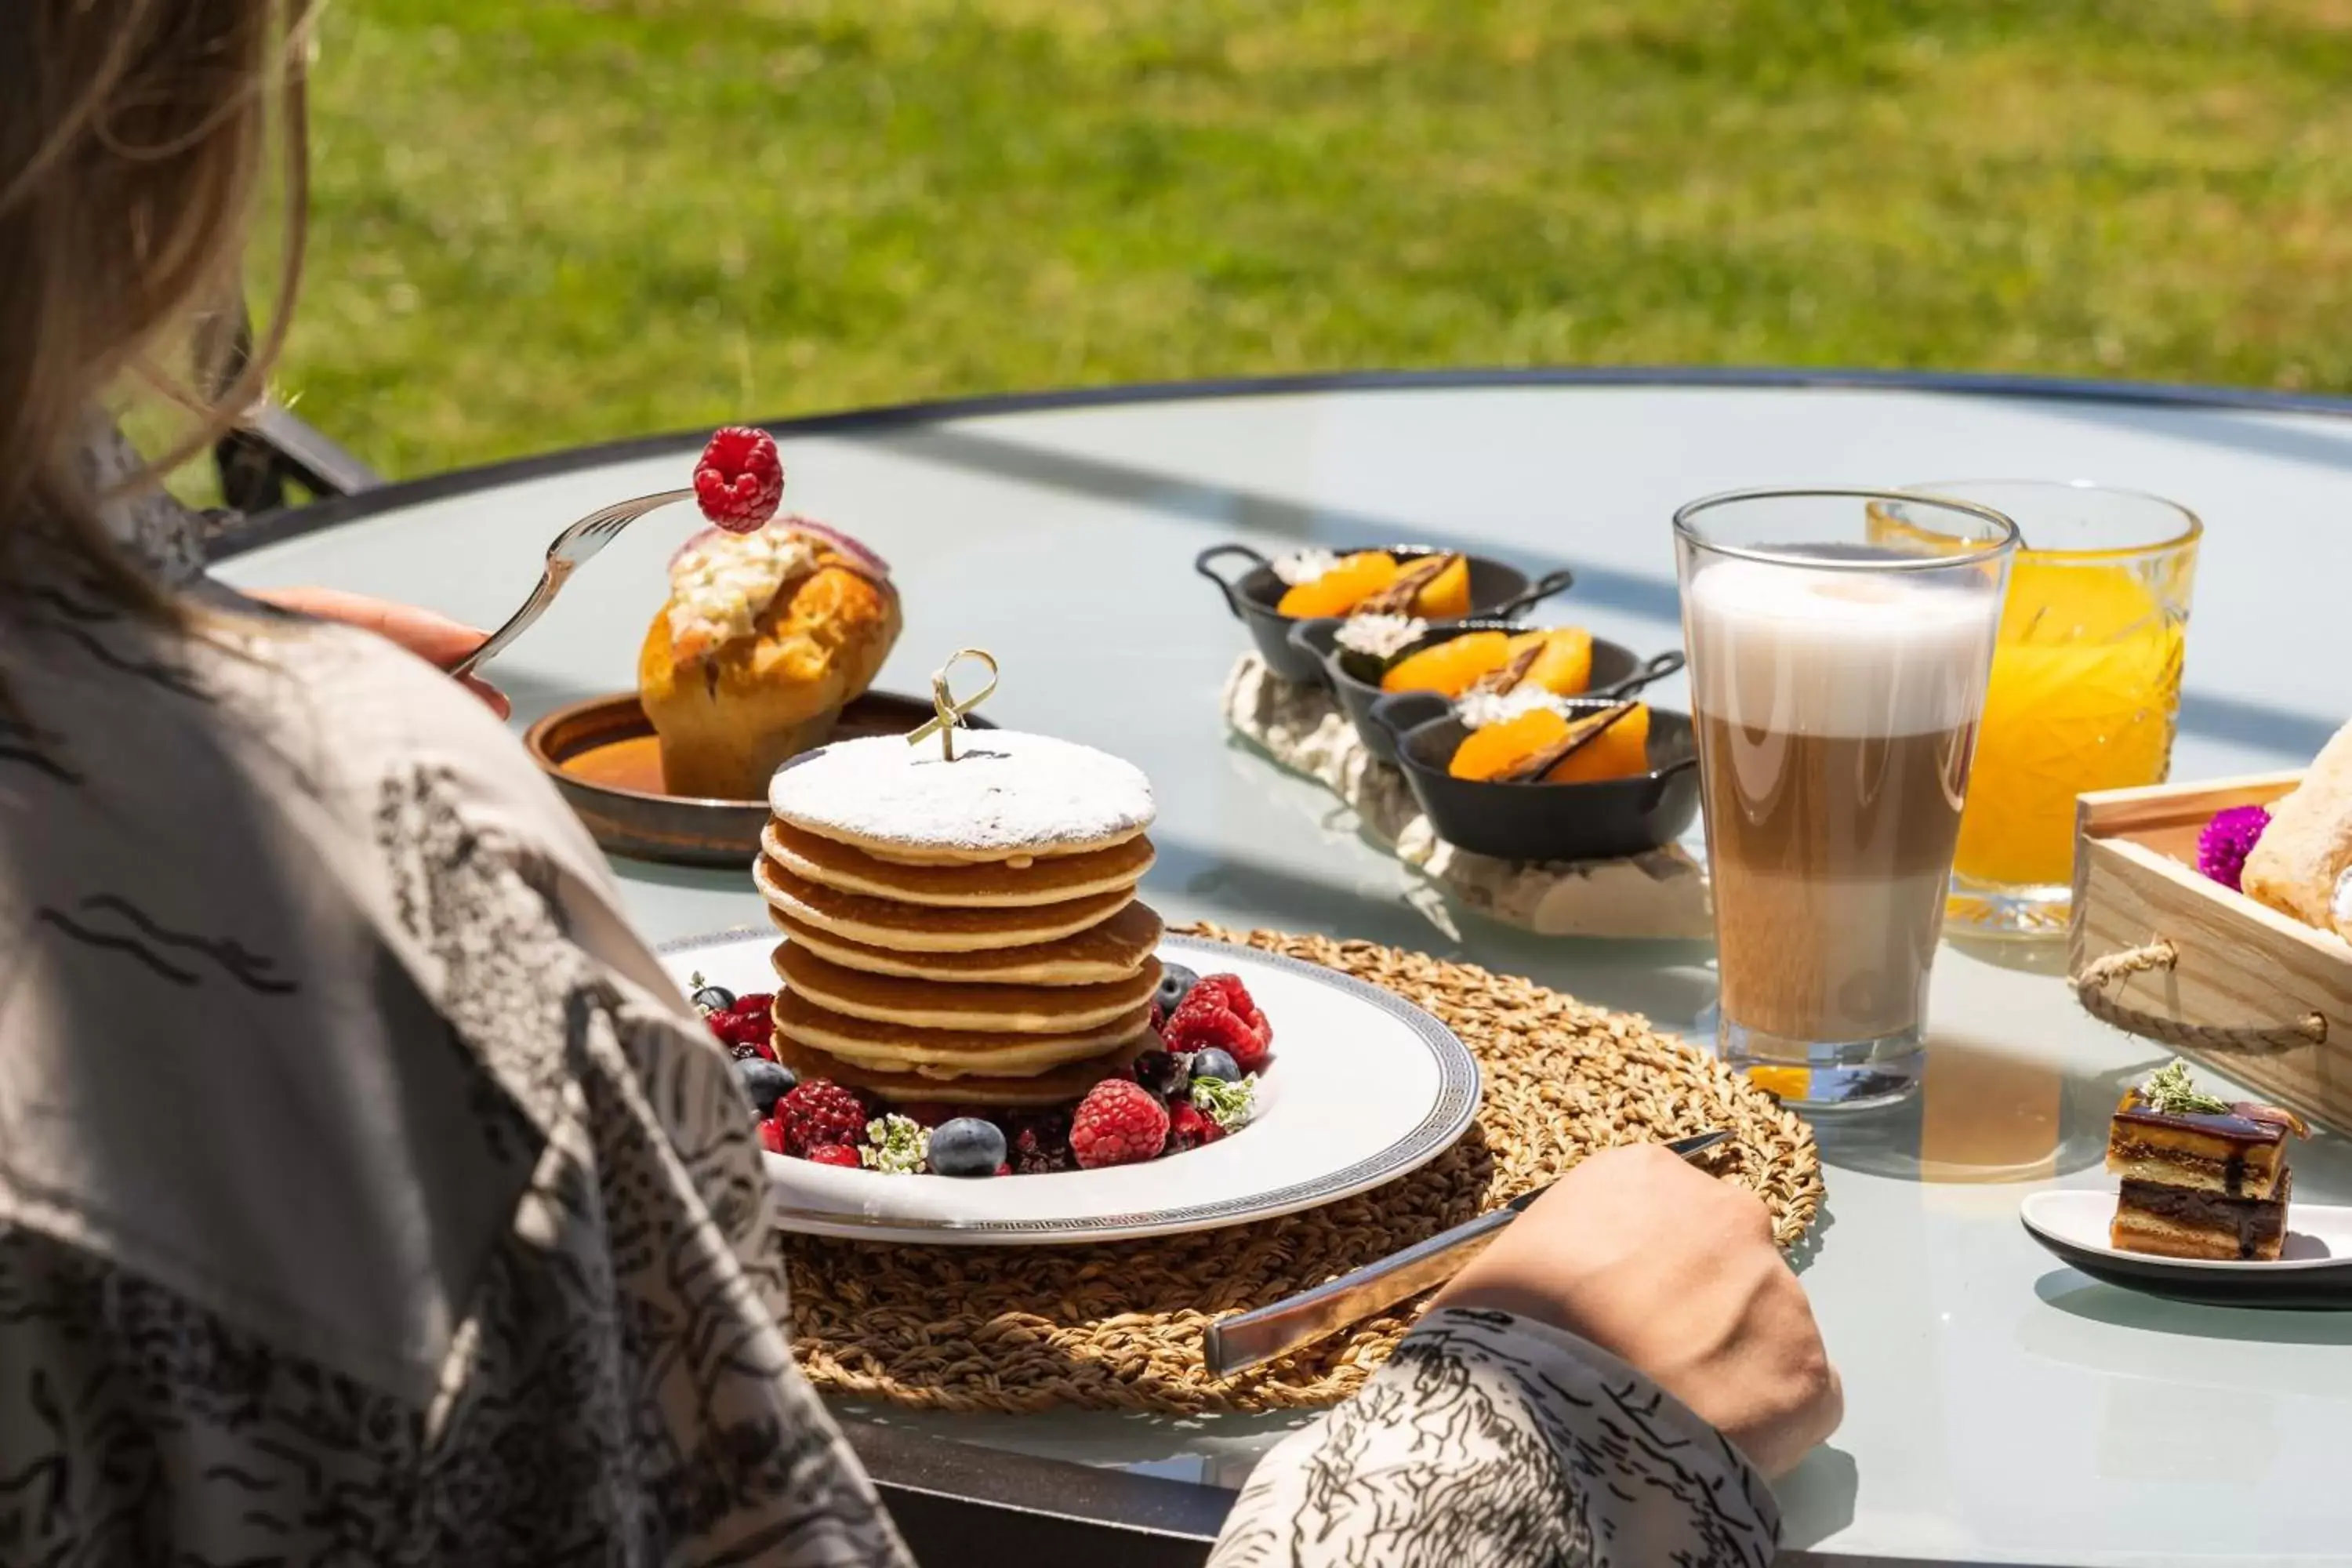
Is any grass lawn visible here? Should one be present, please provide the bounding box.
[249,0,2352,480]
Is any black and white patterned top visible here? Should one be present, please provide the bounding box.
[0,439,1778,1565]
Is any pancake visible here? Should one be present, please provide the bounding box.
[768,731,1155,865]
[761,818,1154,908]
[772,941,1160,1033]
[771,990,1154,1078]
[769,1032,1153,1106]
[766,901,1163,985]
[755,855,1132,952]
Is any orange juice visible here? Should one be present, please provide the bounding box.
[1954,558,2183,887]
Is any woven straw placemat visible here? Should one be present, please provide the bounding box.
[782,924,1820,1415]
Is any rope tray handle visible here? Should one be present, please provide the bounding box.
[2072,939,2328,1053]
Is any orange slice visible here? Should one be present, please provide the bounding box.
[1276,551,1399,618]
[1411,555,1473,618]
[1504,627,1594,695]
[1447,704,1653,783]
[1381,630,1513,696]
[1545,703,1650,783]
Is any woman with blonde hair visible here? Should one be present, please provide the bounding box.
[0,4,1835,1562]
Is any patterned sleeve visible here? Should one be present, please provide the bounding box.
[1209,1307,1780,1568]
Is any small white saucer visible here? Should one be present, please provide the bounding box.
[2020,1189,2352,1307]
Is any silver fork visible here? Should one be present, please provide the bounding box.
[448,488,691,679]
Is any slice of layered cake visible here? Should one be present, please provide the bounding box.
[2107,1062,2310,1261]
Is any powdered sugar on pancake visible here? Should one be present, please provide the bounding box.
[768,731,1156,856]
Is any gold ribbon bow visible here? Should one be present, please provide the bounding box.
[908,648,1000,760]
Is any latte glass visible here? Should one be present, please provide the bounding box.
[1870,481,2200,938]
[1675,488,2017,1109]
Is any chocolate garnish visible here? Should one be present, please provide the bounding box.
[1496,699,1639,784]
[1356,554,1456,616]
[1463,643,1543,699]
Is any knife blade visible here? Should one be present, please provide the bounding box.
[1201,1128,1733,1381]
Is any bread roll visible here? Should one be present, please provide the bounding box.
[2240,719,2352,941]
[639,526,901,800]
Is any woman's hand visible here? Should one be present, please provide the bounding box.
[248,586,510,719]
[1433,1141,1842,1478]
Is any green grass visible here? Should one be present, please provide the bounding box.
[240,0,2352,479]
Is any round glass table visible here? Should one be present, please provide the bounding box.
[216,370,2352,1568]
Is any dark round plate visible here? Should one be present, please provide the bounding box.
[527,690,997,867]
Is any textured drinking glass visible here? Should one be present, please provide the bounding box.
[1871,481,2200,938]
[1675,488,2016,1110]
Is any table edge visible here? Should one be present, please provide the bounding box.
[223,361,2320,1564]
[211,364,2352,562]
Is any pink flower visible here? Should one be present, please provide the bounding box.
[2196,805,2270,893]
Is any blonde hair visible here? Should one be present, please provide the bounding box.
[0,0,313,613]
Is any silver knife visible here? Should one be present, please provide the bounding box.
[1202,1128,1733,1380]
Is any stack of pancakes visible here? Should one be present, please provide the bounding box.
[756,731,1163,1105]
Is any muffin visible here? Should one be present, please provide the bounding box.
[639,518,901,800]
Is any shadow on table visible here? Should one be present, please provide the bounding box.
[1809,1040,2134,1186]
[1776,1443,1860,1553]
[1944,933,2072,978]
[2031,1271,2352,1346]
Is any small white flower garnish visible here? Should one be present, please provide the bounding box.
[1192,1073,1258,1132]
[1334,613,1427,659]
[1272,547,1342,586]
[1456,686,1571,731]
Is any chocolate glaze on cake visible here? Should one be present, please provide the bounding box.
[2115,1174,2292,1261]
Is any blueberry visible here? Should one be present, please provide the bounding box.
[1155,962,1202,1017]
[1190,1048,1241,1083]
[691,984,737,1014]
[929,1117,1007,1178]
[735,1058,797,1118]
[1133,1049,1189,1099]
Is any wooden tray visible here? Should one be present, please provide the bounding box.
[527,689,995,868]
[2069,771,2352,1132]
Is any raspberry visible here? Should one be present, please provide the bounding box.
[757,1119,786,1155]
[1164,996,1270,1075]
[1069,1080,1169,1169]
[1007,1111,1073,1174]
[775,1080,866,1156]
[806,1144,862,1168]
[1165,1101,1212,1152]
[694,426,784,532]
[1185,975,1271,1047]
[710,998,774,1053]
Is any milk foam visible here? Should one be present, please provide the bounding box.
[1684,557,1998,738]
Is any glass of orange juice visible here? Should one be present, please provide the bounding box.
[1867,481,2200,938]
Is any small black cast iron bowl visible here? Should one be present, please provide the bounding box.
[1193,542,1574,687]
[1290,616,1686,765]
[1367,690,1701,863]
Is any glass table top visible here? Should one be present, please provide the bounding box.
[216,377,2352,1566]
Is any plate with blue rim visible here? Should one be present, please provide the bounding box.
[661,929,1483,1246]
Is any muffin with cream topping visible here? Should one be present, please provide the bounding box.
[639,429,900,798]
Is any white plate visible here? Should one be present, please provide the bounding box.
[660,929,1483,1244]
[2020,1189,2352,1307]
